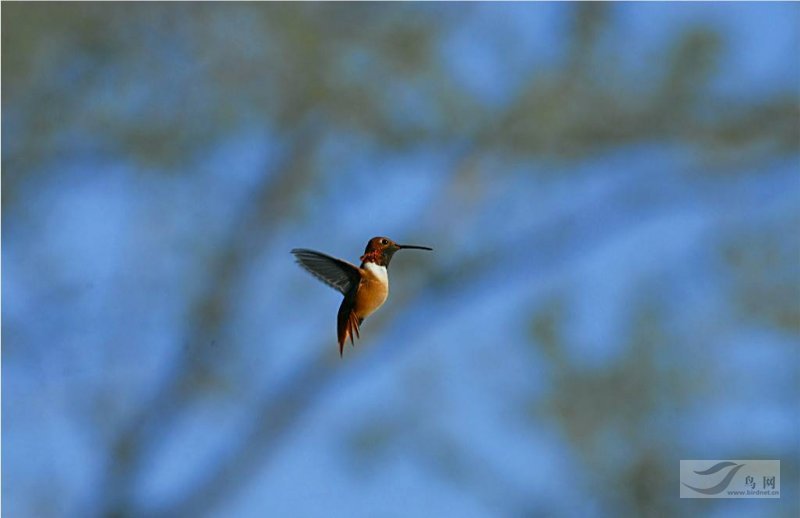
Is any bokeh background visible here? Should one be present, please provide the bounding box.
[3,3,799,517]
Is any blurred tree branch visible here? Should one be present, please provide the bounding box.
[99,119,323,516]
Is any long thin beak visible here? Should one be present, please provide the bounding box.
[397,244,433,251]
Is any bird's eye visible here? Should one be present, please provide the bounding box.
[381,239,388,245]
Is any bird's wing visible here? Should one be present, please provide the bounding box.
[291,249,361,295]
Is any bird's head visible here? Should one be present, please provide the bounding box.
[360,236,432,266]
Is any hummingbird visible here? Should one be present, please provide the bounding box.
[291,237,433,356]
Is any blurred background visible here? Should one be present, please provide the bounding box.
[3,3,799,517]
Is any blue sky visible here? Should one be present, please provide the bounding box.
[3,3,799,517]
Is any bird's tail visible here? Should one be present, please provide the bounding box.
[337,311,361,356]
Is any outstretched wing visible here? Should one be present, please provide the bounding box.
[291,248,361,295]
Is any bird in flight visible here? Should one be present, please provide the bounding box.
[291,237,433,356]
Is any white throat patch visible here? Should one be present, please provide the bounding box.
[364,262,388,284]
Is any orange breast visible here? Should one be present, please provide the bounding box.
[354,267,389,318]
